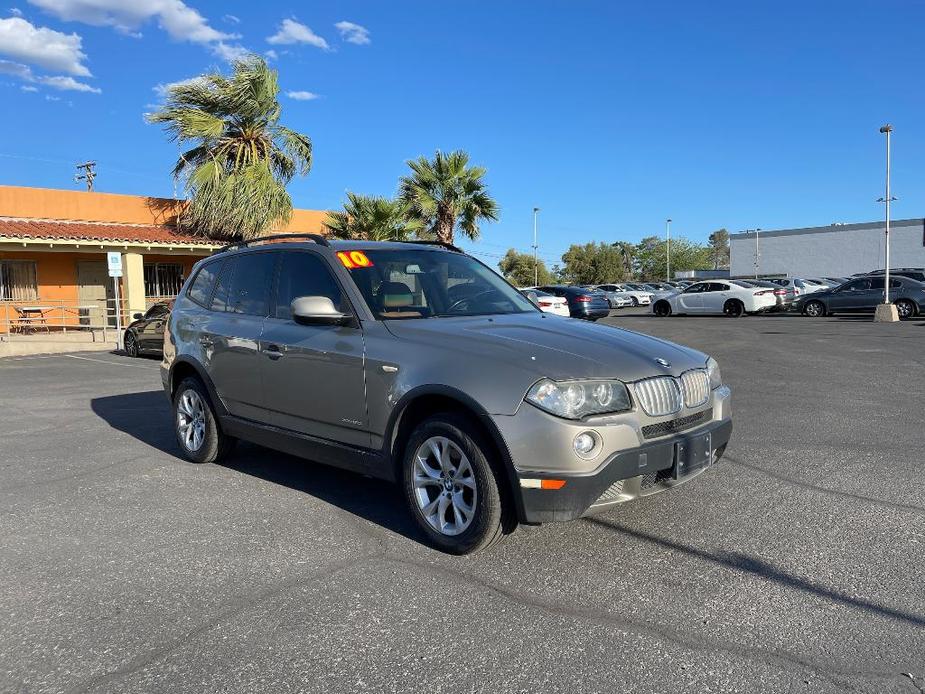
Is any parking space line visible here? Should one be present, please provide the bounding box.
[64,354,160,370]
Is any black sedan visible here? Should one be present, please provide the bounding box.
[795,276,923,319]
[535,285,611,320]
[124,301,172,357]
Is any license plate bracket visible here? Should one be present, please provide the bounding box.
[673,431,713,479]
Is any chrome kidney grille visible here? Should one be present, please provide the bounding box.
[680,369,710,408]
[633,376,682,416]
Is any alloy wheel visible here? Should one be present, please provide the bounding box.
[895,300,914,319]
[411,436,478,536]
[805,302,824,317]
[125,333,138,357]
[176,389,206,452]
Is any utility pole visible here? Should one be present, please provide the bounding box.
[532,207,540,286]
[665,218,672,282]
[875,124,899,321]
[74,161,97,191]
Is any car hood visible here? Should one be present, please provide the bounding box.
[383,313,708,382]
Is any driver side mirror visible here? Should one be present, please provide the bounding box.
[132,312,143,320]
[291,296,351,326]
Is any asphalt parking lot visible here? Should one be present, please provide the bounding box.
[1,310,924,694]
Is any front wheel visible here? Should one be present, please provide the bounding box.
[124,331,139,358]
[630,297,639,307]
[653,300,672,317]
[895,299,916,319]
[402,414,508,554]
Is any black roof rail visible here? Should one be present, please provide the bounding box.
[215,233,330,254]
[400,240,464,253]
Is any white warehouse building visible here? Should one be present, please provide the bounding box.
[729,218,925,278]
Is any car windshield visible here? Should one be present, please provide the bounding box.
[342,248,538,319]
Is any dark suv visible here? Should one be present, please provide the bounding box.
[162,235,732,554]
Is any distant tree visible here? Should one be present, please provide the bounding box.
[399,150,499,245]
[147,56,312,240]
[708,228,730,269]
[611,241,636,278]
[497,249,553,287]
[560,242,628,285]
[635,235,712,280]
[324,192,425,241]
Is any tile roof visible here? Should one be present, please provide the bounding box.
[0,218,220,246]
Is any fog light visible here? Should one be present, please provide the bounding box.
[573,431,600,459]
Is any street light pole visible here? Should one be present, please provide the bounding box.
[881,125,893,303]
[754,228,762,279]
[532,207,540,286]
[665,218,671,282]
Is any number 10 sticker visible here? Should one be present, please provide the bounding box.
[337,251,374,268]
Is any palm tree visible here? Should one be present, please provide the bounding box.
[398,150,499,245]
[147,56,312,241]
[612,241,636,278]
[323,192,426,241]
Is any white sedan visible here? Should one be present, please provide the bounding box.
[597,283,652,306]
[520,288,570,317]
[651,280,778,317]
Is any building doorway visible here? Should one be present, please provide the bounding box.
[77,261,116,327]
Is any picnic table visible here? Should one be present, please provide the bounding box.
[13,306,53,333]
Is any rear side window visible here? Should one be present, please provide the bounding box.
[187,261,222,307]
[274,251,346,319]
[210,252,276,316]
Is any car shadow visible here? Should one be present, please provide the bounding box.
[90,390,422,544]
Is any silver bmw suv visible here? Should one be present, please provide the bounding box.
[162,235,732,554]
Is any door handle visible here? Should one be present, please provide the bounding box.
[264,344,284,359]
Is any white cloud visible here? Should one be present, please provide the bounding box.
[286,90,319,101]
[334,20,369,45]
[264,49,277,60]
[44,93,59,100]
[38,73,99,91]
[267,19,328,49]
[152,75,201,98]
[0,16,90,75]
[222,14,238,24]
[20,83,37,91]
[211,41,249,62]
[0,52,98,91]
[27,0,234,43]
[10,7,22,16]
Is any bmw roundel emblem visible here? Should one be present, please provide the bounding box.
[655,358,671,368]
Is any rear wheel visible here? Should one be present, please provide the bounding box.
[803,300,825,317]
[124,331,139,358]
[173,377,235,464]
[630,297,639,307]
[724,299,745,317]
[653,300,672,317]
[402,414,508,554]
[895,299,916,319]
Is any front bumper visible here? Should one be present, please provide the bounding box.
[515,418,732,523]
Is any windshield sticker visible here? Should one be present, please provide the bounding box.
[337,251,374,269]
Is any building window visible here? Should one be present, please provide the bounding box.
[0,260,38,301]
[143,263,184,298]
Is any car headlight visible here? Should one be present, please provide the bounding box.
[526,378,632,419]
[706,357,722,389]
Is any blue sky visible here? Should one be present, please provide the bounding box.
[1,0,924,267]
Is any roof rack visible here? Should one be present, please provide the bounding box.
[400,240,463,253]
[215,233,330,254]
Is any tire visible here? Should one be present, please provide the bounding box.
[402,413,508,554]
[173,377,235,464]
[630,297,639,307]
[724,299,745,317]
[124,331,139,358]
[802,300,825,318]
[895,299,916,319]
[653,300,672,317]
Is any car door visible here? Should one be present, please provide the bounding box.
[202,251,276,423]
[260,250,369,449]
[700,282,731,313]
[139,304,169,349]
[677,282,705,312]
[828,278,870,310]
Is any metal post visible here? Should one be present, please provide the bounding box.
[532,207,540,286]
[882,125,892,303]
[113,276,122,351]
[753,228,761,279]
[666,218,672,282]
